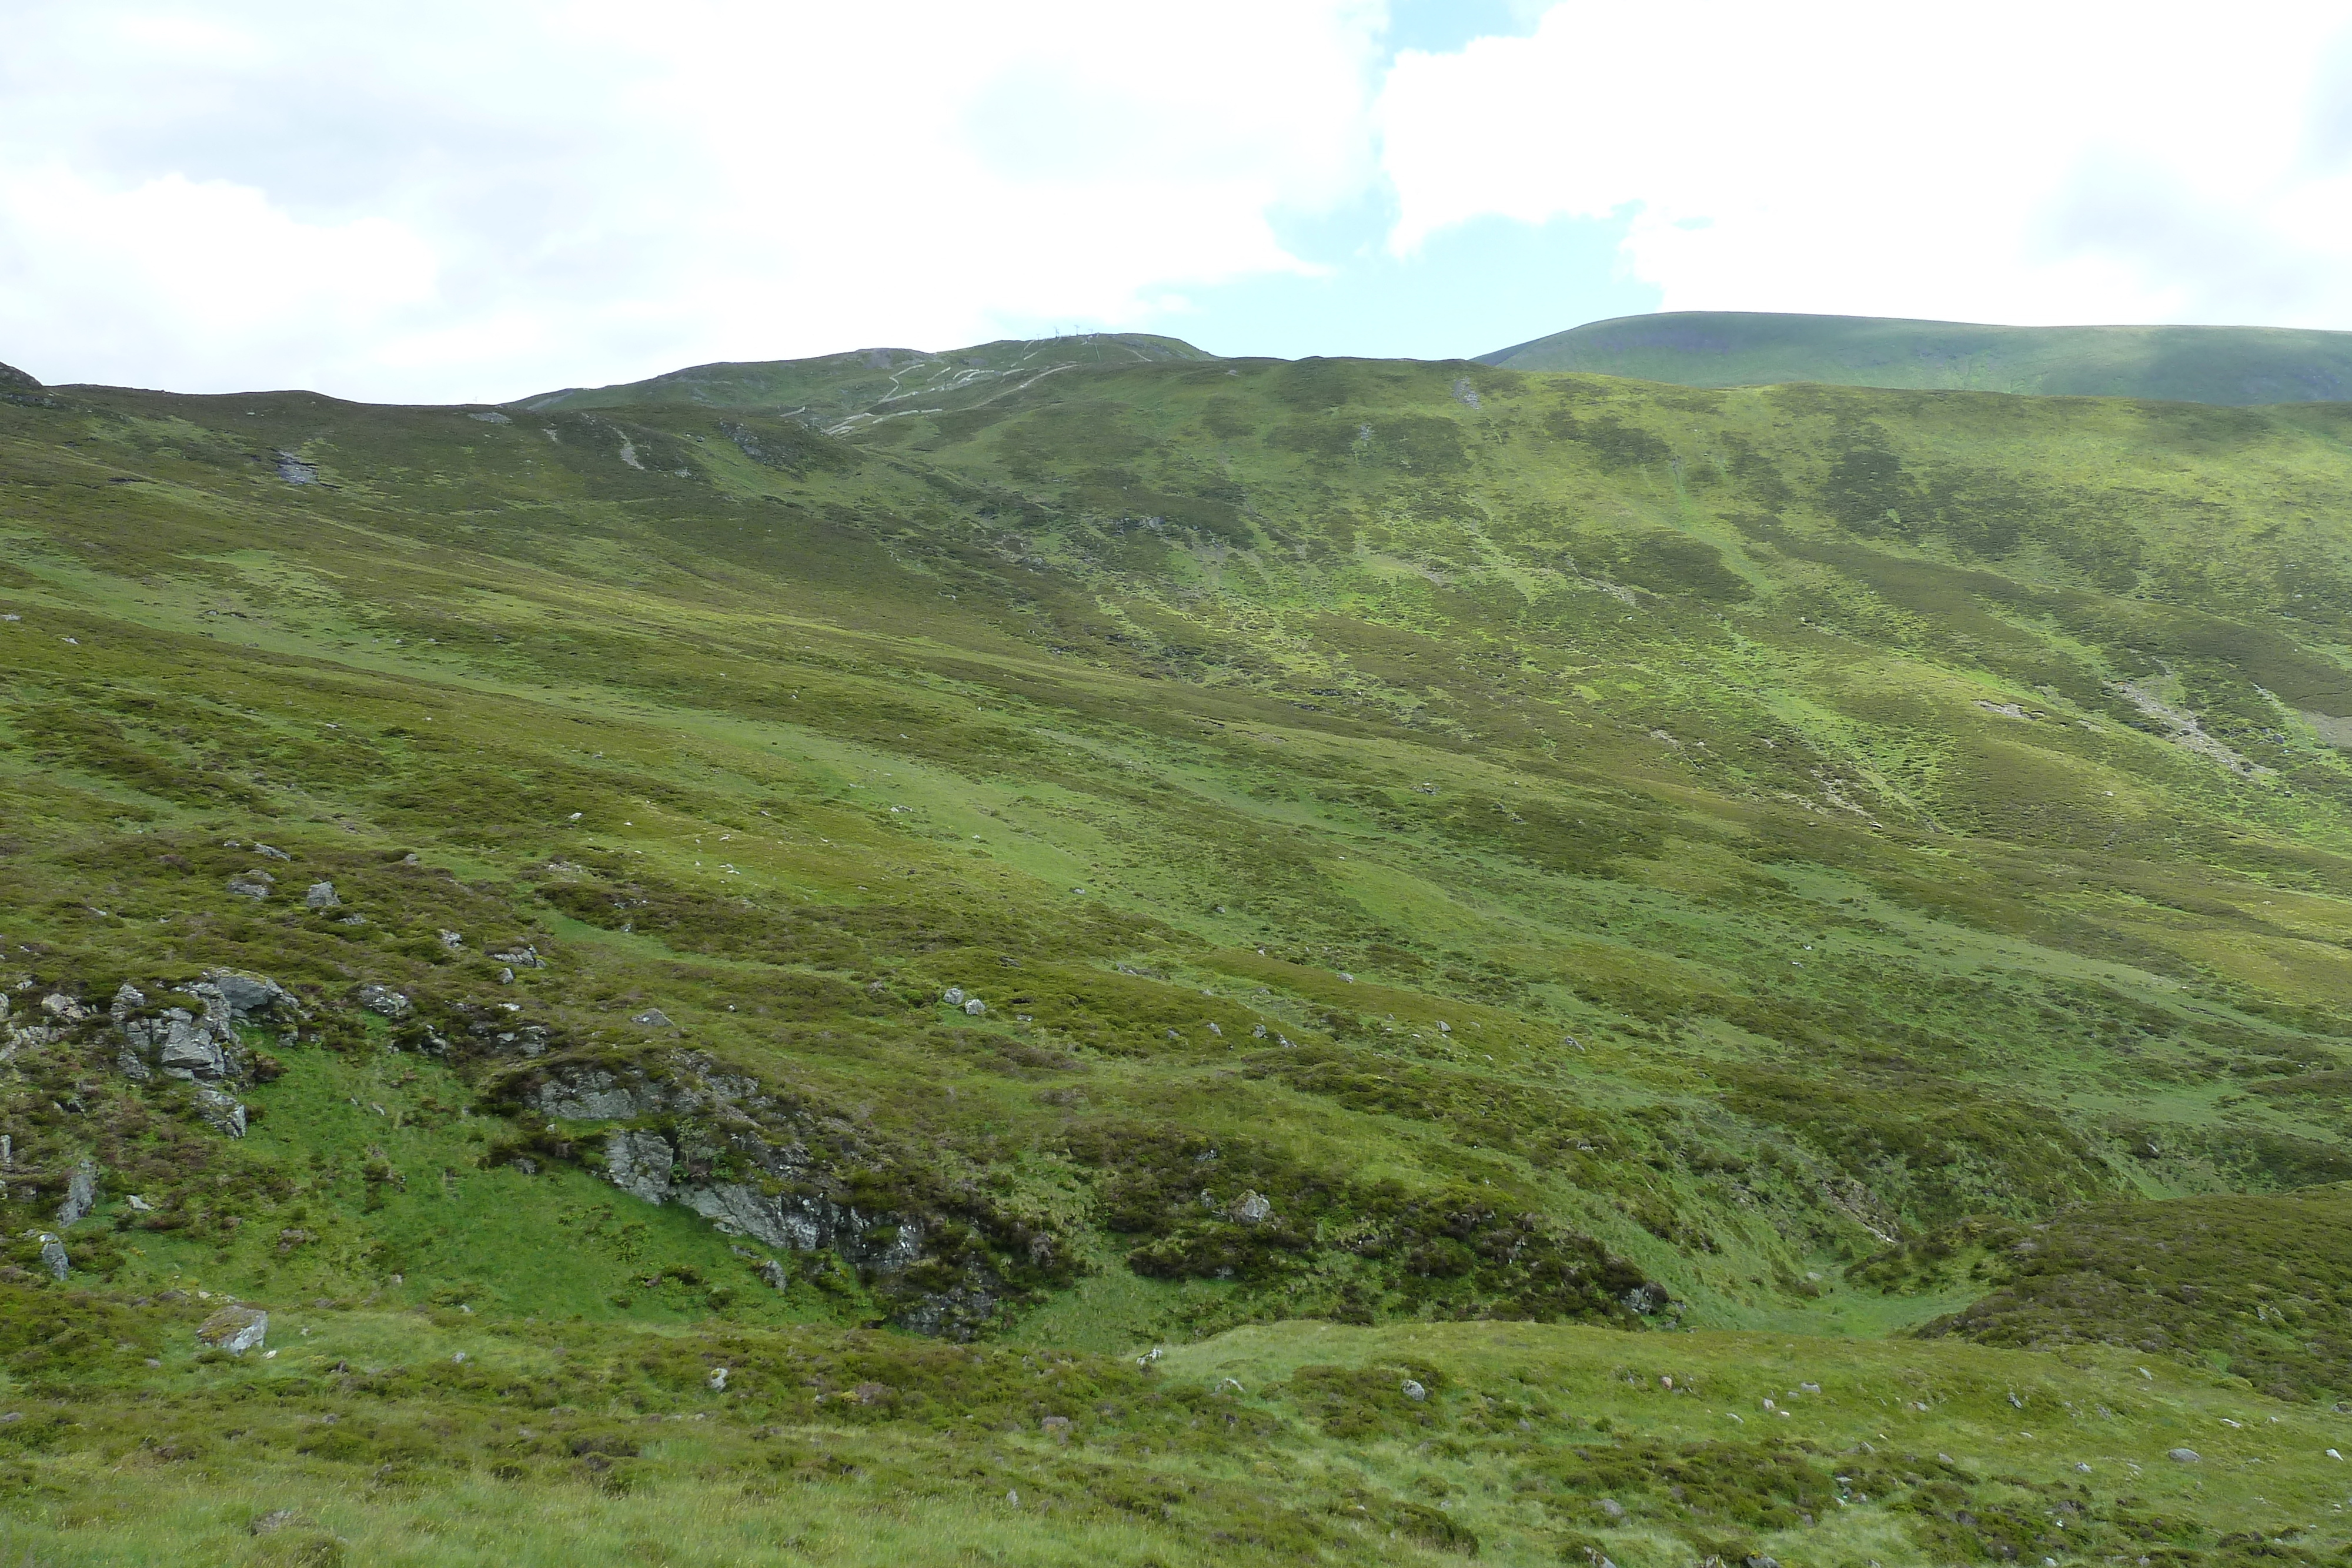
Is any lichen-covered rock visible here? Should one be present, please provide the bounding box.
[604,1129,675,1203]
[196,1304,268,1353]
[630,1007,673,1029]
[225,870,275,899]
[193,1085,248,1138]
[303,881,339,908]
[356,984,411,1019]
[36,1235,67,1281]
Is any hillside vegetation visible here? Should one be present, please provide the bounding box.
[5,341,2352,1562]
[1481,312,2352,405]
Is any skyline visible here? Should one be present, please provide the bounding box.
[6,1,2351,403]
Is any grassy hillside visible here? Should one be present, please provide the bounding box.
[520,332,1211,432]
[1481,312,2352,405]
[5,349,2352,1560]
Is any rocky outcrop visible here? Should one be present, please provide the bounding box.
[507,1054,1063,1337]
[106,968,302,1134]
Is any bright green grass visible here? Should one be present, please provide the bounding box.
[5,349,2352,1560]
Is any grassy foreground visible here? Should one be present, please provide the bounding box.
[3,1289,2346,1566]
[4,335,2352,1560]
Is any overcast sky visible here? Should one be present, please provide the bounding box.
[6,0,2351,402]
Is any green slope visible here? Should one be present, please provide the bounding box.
[519,332,1214,432]
[6,353,2352,1561]
[1481,310,2352,404]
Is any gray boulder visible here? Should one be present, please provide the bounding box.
[55,1158,97,1227]
[196,1304,268,1353]
[630,1008,673,1029]
[490,945,546,969]
[156,1012,229,1079]
[36,1235,67,1281]
[201,969,299,1024]
[1228,1189,1272,1224]
[2167,1447,2201,1463]
[251,842,292,861]
[303,881,339,909]
[225,870,274,899]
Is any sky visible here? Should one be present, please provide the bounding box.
[5,0,2352,403]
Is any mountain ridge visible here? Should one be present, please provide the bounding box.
[1479,309,2352,404]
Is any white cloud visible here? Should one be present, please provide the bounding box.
[6,1,2349,401]
[1378,1,2352,328]
[0,0,1387,401]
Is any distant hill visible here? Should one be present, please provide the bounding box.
[1478,310,2352,404]
[519,331,1213,429]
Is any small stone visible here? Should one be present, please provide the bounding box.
[707,1367,729,1390]
[1228,1189,1272,1224]
[757,1259,787,1290]
[304,881,339,909]
[2167,1447,2201,1463]
[438,930,464,950]
[2073,1460,2092,1472]
[943,987,965,1005]
[630,1008,673,1028]
[1596,1497,1626,1522]
[356,983,410,1019]
[498,968,514,984]
[1400,1379,1426,1402]
[226,870,275,898]
[196,1304,268,1353]
[252,842,291,861]
[37,1235,68,1281]
[963,998,985,1016]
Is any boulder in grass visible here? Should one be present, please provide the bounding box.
[226,870,275,899]
[304,881,339,909]
[36,1235,67,1281]
[196,1304,268,1354]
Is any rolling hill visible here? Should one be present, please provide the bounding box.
[1480,310,2352,404]
[5,338,2352,1562]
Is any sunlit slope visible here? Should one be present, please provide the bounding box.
[519,332,1212,432]
[3,356,2352,1362]
[1481,310,2352,404]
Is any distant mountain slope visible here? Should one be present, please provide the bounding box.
[1479,310,2352,404]
[519,331,1213,430]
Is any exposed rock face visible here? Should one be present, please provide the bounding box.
[514,1055,1050,1337]
[604,1129,676,1203]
